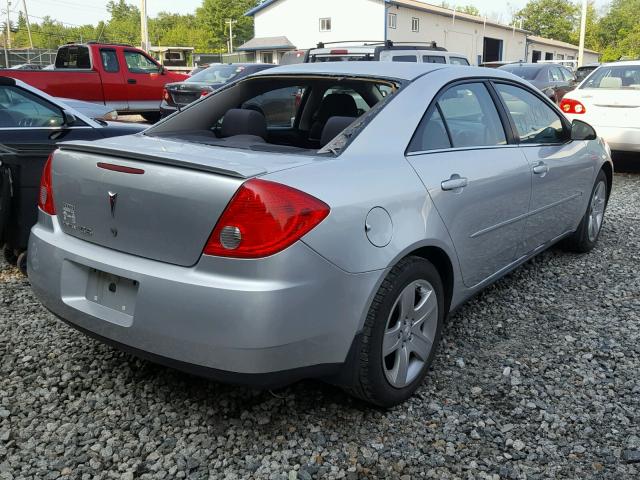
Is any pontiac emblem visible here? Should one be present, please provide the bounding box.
[108,191,118,217]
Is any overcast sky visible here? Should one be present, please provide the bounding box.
[19,0,610,29]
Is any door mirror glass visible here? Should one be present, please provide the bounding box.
[571,119,597,141]
[62,111,77,127]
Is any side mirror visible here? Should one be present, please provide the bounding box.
[571,119,597,141]
[62,111,77,127]
[160,67,167,75]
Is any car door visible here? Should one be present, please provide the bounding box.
[493,82,594,254]
[548,66,570,102]
[0,84,102,248]
[121,49,165,112]
[98,48,128,111]
[406,81,532,288]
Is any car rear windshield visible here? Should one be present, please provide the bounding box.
[581,65,640,89]
[499,65,541,80]
[187,65,247,84]
[575,66,597,82]
[147,75,402,156]
[55,45,91,69]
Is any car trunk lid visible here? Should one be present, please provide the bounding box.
[573,89,640,128]
[167,82,218,106]
[53,135,318,266]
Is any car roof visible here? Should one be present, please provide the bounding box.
[249,62,452,81]
[603,60,640,66]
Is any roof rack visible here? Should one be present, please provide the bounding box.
[314,40,443,50]
[62,41,134,47]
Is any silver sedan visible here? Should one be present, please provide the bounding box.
[28,62,612,406]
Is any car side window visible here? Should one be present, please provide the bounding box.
[423,55,446,64]
[494,83,566,144]
[100,49,119,73]
[392,55,418,62]
[450,57,470,66]
[241,86,303,128]
[437,83,506,148]
[0,86,64,128]
[549,67,563,82]
[124,51,160,74]
[409,82,506,152]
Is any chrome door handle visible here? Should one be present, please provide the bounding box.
[533,162,549,175]
[441,175,468,191]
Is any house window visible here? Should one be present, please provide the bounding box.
[261,52,274,64]
[320,17,331,32]
[557,53,565,60]
[388,13,397,29]
[411,17,419,32]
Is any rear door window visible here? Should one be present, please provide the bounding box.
[450,57,470,66]
[423,55,446,64]
[0,86,65,127]
[100,49,119,73]
[55,45,91,69]
[392,55,418,62]
[494,83,566,144]
[548,67,563,82]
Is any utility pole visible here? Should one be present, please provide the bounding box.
[226,19,237,54]
[577,0,587,67]
[22,0,33,49]
[5,0,11,49]
[140,0,149,52]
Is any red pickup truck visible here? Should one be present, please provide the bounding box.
[0,42,188,122]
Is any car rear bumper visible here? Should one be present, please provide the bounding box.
[567,118,640,152]
[28,213,383,383]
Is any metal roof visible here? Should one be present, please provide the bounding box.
[237,36,296,51]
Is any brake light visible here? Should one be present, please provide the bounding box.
[162,88,173,103]
[38,154,55,215]
[200,89,210,97]
[203,179,330,258]
[330,49,349,55]
[560,98,586,114]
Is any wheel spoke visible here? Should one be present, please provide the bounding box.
[383,323,402,356]
[408,328,432,361]
[413,289,437,324]
[399,285,416,319]
[390,346,409,386]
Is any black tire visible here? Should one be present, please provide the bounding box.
[16,251,27,276]
[141,112,161,124]
[563,169,608,253]
[345,256,445,407]
[2,245,17,266]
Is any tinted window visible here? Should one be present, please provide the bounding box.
[0,86,64,127]
[450,57,470,66]
[392,55,418,62]
[423,55,446,64]
[241,86,303,128]
[500,65,540,80]
[55,46,90,69]
[124,51,160,74]
[495,83,565,144]
[408,107,451,152]
[575,66,596,82]
[100,49,119,73]
[548,67,563,82]
[437,83,506,148]
[188,65,247,84]
[581,65,640,89]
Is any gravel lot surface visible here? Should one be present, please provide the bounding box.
[1,171,639,479]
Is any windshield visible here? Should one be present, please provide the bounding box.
[576,66,596,82]
[147,75,402,155]
[187,65,246,84]
[581,65,640,89]
[499,65,541,80]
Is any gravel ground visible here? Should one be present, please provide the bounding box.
[1,171,639,480]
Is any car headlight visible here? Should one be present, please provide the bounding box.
[101,110,118,121]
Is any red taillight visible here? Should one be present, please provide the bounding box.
[162,88,172,103]
[200,89,210,97]
[203,179,330,258]
[38,154,55,215]
[560,98,586,114]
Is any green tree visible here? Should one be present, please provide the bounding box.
[569,1,600,51]
[196,0,259,52]
[596,0,640,61]
[459,5,480,16]
[514,0,579,43]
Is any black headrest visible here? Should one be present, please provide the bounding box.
[320,116,356,147]
[221,108,267,140]
[316,94,358,122]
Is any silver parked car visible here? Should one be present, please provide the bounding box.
[28,63,612,406]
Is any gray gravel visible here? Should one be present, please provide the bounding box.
[1,172,639,479]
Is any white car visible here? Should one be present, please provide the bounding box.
[560,61,640,152]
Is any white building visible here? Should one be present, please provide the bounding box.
[242,0,599,66]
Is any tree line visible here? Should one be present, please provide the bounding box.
[2,0,639,61]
